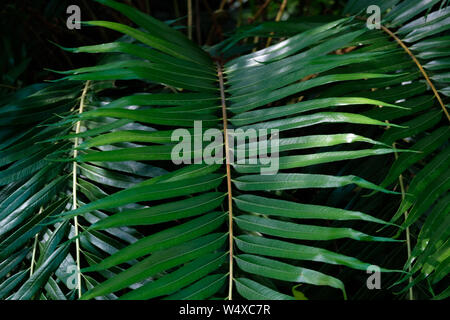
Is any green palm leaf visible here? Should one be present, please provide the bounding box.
[0,0,448,301]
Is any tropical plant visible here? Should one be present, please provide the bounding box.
[0,0,448,300]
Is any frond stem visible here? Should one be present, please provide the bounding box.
[219,0,227,10]
[29,207,43,276]
[250,0,273,22]
[393,142,414,300]
[72,80,90,299]
[216,61,234,300]
[266,0,288,47]
[187,0,193,40]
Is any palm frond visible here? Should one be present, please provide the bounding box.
[0,0,448,300]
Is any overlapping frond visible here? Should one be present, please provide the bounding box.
[341,0,449,299]
[0,0,448,300]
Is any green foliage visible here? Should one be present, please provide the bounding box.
[0,0,448,300]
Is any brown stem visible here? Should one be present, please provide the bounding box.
[216,61,234,300]
[249,0,273,23]
[188,0,193,40]
[266,0,288,47]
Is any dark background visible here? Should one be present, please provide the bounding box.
[0,0,346,89]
